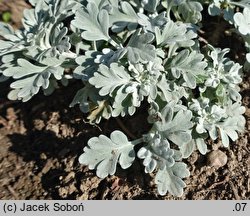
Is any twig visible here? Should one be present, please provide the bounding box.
[112,187,122,200]
[82,119,102,132]
[196,175,230,195]
[7,185,19,200]
[207,176,229,190]
[0,116,8,127]
[229,181,240,200]
[198,36,208,44]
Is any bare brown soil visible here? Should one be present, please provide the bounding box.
[0,0,249,200]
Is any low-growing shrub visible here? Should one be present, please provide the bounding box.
[0,0,248,196]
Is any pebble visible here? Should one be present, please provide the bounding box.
[207,150,228,168]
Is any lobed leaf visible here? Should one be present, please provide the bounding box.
[109,1,138,32]
[3,59,64,102]
[71,2,110,41]
[155,162,190,196]
[89,63,131,96]
[79,130,136,178]
[155,105,193,147]
[126,29,156,64]
[170,49,207,89]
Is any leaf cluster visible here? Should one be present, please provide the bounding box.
[0,0,247,196]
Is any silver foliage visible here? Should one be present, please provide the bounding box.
[0,0,247,197]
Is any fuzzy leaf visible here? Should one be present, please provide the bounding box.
[155,162,190,196]
[109,1,138,32]
[234,8,250,35]
[155,105,193,146]
[3,59,64,102]
[196,138,207,155]
[138,133,175,173]
[79,130,135,178]
[217,116,245,147]
[170,49,207,89]
[142,0,160,12]
[155,21,189,46]
[70,85,102,113]
[231,0,250,9]
[126,29,156,63]
[178,1,203,24]
[179,139,195,158]
[71,2,110,41]
[89,63,131,96]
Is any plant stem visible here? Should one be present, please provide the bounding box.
[92,41,97,51]
[131,138,144,145]
[62,51,77,59]
[108,37,120,49]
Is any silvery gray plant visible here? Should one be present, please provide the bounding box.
[207,0,250,69]
[0,0,248,196]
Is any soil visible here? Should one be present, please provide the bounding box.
[0,1,249,200]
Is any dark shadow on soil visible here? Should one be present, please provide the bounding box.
[41,168,68,199]
[132,192,159,200]
[242,89,250,108]
[3,80,98,160]
[8,131,83,162]
[0,76,158,199]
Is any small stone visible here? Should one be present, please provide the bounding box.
[40,153,47,160]
[207,150,228,168]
